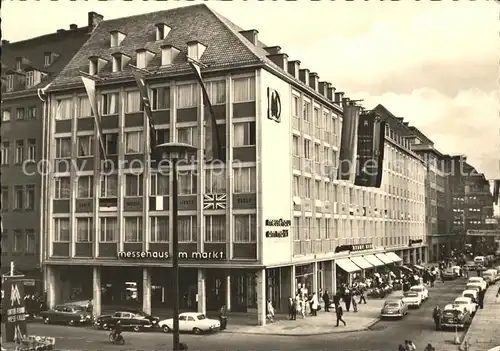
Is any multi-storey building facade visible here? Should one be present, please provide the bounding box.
[41,4,426,324]
[0,19,91,292]
[407,128,453,261]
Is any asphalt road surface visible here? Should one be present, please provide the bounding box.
[24,278,471,351]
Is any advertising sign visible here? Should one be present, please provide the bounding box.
[3,278,27,342]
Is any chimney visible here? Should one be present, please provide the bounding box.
[309,73,319,91]
[299,69,310,86]
[69,24,78,30]
[88,11,104,32]
[334,92,344,103]
[287,60,300,79]
[239,29,258,45]
[318,82,329,97]
[56,29,66,33]
[327,86,336,100]
[264,46,281,55]
[1,40,9,45]
[267,53,288,70]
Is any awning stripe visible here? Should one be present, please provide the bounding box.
[336,258,361,273]
[350,256,374,270]
[375,253,394,264]
[363,254,385,267]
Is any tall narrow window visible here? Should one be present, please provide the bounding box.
[27,139,36,161]
[151,87,170,110]
[204,215,226,242]
[77,96,91,118]
[77,135,94,157]
[25,185,35,210]
[54,177,71,199]
[55,138,71,159]
[150,173,169,196]
[206,80,226,104]
[126,91,142,113]
[124,217,143,242]
[100,174,118,198]
[105,133,118,155]
[25,230,36,253]
[54,218,70,242]
[125,174,143,197]
[101,93,118,115]
[76,218,92,242]
[14,186,24,210]
[100,217,118,242]
[124,131,144,154]
[178,216,196,242]
[77,176,93,198]
[1,141,10,165]
[15,140,24,164]
[234,214,256,243]
[232,77,255,102]
[150,216,169,242]
[233,122,256,147]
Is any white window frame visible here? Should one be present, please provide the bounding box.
[54,218,70,242]
[77,175,93,199]
[176,84,197,108]
[151,86,170,110]
[100,217,118,242]
[124,131,144,154]
[206,80,226,105]
[233,214,256,243]
[26,71,35,88]
[125,174,144,197]
[232,77,255,103]
[77,96,92,118]
[6,75,14,91]
[126,90,142,113]
[178,171,197,195]
[27,139,36,161]
[101,92,119,115]
[178,216,196,242]
[100,174,118,198]
[176,126,198,147]
[150,173,170,196]
[233,122,256,147]
[233,167,256,193]
[124,217,143,242]
[54,177,71,199]
[16,107,25,120]
[55,98,72,120]
[76,217,92,242]
[77,135,94,157]
[204,215,226,242]
[55,137,72,159]
[15,140,24,164]
[150,216,169,242]
[205,168,226,194]
[1,142,10,165]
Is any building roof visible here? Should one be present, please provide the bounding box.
[372,104,414,137]
[48,4,345,111]
[408,126,434,145]
[1,26,91,98]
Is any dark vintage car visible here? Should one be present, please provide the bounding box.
[440,304,472,329]
[41,305,92,326]
[441,269,457,281]
[95,310,158,332]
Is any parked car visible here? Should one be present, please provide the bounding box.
[466,282,483,293]
[462,289,479,303]
[158,312,220,334]
[442,269,457,280]
[380,299,408,319]
[453,296,478,315]
[401,291,422,308]
[482,269,498,285]
[467,277,487,290]
[41,305,91,326]
[95,311,155,332]
[410,285,429,300]
[440,304,472,329]
[451,266,462,277]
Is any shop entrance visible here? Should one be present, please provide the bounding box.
[230,271,256,312]
[266,268,281,310]
[295,264,313,295]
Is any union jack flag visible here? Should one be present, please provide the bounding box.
[203,194,226,210]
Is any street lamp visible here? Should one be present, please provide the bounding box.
[156,142,197,351]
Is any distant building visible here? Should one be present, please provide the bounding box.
[0,18,92,292]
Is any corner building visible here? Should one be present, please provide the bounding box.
[42,4,426,325]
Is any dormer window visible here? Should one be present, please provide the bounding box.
[44,53,52,67]
[136,49,155,70]
[160,45,180,66]
[15,58,22,71]
[187,41,207,61]
[89,56,108,75]
[6,74,14,91]
[155,23,171,41]
[110,30,126,47]
[112,53,131,72]
[26,71,35,88]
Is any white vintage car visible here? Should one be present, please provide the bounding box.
[467,277,487,290]
[158,312,220,334]
[453,296,478,315]
[410,285,429,301]
[462,289,478,303]
[401,291,422,308]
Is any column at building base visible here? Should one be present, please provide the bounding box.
[142,268,152,315]
[412,249,417,265]
[92,266,102,318]
[256,269,266,326]
[323,262,332,294]
[46,265,70,309]
[197,269,206,314]
[312,262,318,293]
[225,274,231,311]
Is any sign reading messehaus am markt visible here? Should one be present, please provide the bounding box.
[265,218,291,238]
[3,278,27,342]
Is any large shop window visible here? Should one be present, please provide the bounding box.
[205,215,226,242]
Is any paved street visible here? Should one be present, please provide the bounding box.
[15,278,473,351]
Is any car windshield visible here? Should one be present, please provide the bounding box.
[197,314,206,320]
[464,294,474,299]
[385,302,400,308]
[454,300,466,304]
[443,310,458,315]
[469,278,481,282]
[410,288,422,292]
[71,306,84,311]
[404,292,418,297]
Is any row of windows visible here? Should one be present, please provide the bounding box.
[54,122,256,158]
[1,185,36,211]
[4,70,42,91]
[1,106,37,121]
[1,229,37,254]
[53,214,256,243]
[1,140,37,165]
[54,77,255,120]
[54,168,256,199]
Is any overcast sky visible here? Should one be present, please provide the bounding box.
[3,0,499,180]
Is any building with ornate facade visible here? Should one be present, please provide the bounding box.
[40,4,426,324]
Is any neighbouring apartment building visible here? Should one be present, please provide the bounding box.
[0,18,92,293]
[41,4,425,325]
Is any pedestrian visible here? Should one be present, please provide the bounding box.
[352,296,358,312]
[496,285,500,298]
[322,290,330,312]
[478,289,485,309]
[344,290,352,312]
[335,304,346,327]
[405,340,416,351]
[424,343,436,351]
[310,293,318,316]
[266,299,275,323]
[359,286,367,304]
[432,306,441,331]
[288,297,294,320]
[219,304,227,330]
[291,298,297,320]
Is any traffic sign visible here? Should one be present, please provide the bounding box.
[2,278,27,342]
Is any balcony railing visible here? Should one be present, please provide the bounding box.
[292,116,300,130]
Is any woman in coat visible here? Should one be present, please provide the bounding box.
[310,293,319,316]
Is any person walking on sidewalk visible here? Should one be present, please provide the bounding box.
[335,305,346,327]
[358,286,367,304]
[288,297,295,320]
[322,290,330,312]
[219,304,228,330]
[310,293,319,316]
[478,288,485,309]
[352,296,358,312]
[266,299,275,323]
[496,285,500,298]
[344,290,352,312]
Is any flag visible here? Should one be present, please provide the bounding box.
[203,194,226,210]
[338,102,361,182]
[130,66,158,162]
[188,61,224,162]
[494,179,500,205]
[80,74,107,162]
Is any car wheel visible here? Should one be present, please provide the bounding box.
[68,320,76,326]
[193,327,202,335]
[102,323,109,330]
[162,325,171,333]
[133,325,141,332]
[44,317,51,324]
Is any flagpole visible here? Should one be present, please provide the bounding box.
[156,143,196,351]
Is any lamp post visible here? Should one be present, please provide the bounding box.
[156,142,197,351]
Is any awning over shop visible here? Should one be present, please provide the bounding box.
[375,253,394,264]
[363,254,385,267]
[336,258,362,273]
[350,256,374,270]
[385,252,403,263]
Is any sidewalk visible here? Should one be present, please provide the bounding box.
[460,281,500,351]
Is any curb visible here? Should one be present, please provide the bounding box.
[221,317,380,337]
